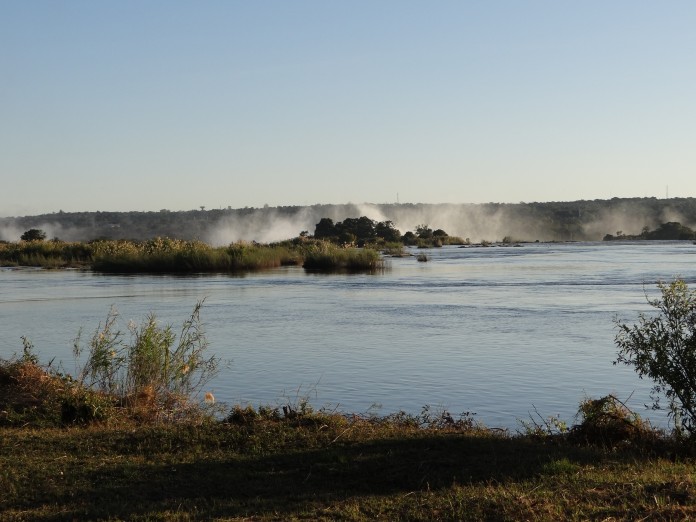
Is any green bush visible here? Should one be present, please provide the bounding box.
[74,301,220,420]
[92,238,300,273]
[615,279,696,435]
[302,241,382,271]
[20,229,47,241]
[0,240,94,268]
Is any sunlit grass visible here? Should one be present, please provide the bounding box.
[0,240,93,268]
[1,238,385,274]
[91,238,303,273]
[301,241,383,271]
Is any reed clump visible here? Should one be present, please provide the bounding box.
[381,242,409,257]
[3,237,384,273]
[569,394,662,448]
[72,301,220,422]
[226,241,301,270]
[301,241,383,271]
[91,238,301,273]
[0,240,93,268]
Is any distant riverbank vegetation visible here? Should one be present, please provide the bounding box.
[0,216,465,273]
[3,215,695,273]
[603,221,696,241]
[90,238,303,273]
[4,197,696,244]
[312,216,466,248]
[0,235,383,273]
[0,236,93,268]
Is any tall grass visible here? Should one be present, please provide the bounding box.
[73,301,219,420]
[91,238,301,273]
[2,237,383,273]
[0,240,93,268]
[301,241,383,271]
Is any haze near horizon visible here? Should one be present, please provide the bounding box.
[2,2,694,217]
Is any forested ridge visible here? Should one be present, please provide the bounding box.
[2,197,696,243]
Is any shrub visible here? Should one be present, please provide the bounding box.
[615,279,696,435]
[302,241,382,271]
[92,238,300,273]
[382,243,407,257]
[570,395,656,447]
[73,301,220,420]
[0,240,94,268]
[0,339,113,426]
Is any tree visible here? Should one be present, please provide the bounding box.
[20,229,47,241]
[314,218,336,239]
[646,222,696,240]
[354,216,377,242]
[375,220,401,242]
[415,224,433,239]
[333,216,376,246]
[614,279,696,434]
[402,231,417,245]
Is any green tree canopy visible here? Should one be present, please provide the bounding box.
[646,222,696,240]
[20,229,47,241]
[615,279,696,434]
[415,224,433,239]
[375,220,401,242]
[313,218,336,240]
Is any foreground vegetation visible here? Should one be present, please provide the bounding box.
[4,408,696,521]
[3,352,696,521]
[3,340,696,521]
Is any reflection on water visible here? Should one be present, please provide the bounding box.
[2,241,695,428]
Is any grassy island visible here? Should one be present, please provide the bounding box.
[0,238,384,273]
[0,214,479,273]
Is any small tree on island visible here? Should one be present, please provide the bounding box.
[313,218,336,240]
[614,279,696,435]
[20,229,47,241]
[415,224,433,239]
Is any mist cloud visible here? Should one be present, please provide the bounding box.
[4,200,695,245]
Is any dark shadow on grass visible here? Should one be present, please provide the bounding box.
[26,433,609,521]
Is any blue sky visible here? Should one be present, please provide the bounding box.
[2,1,695,216]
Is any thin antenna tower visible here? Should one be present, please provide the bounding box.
[666,185,669,199]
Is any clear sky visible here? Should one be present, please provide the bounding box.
[2,1,695,216]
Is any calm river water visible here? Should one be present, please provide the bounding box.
[2,242,695,429]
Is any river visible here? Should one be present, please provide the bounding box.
[2,241,695,429]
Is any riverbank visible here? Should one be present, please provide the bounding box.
[2,357,695,520]
[3,410,696,520]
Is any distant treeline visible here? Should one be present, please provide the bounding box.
[603,221,696,241]
[2,197,696,243]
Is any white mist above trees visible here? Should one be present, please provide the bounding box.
[2,198,696,244]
